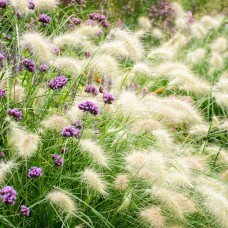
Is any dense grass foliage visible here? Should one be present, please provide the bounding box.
[0,1,228,228]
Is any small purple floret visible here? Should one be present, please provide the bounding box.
[84,51,91,58]
[0,89,5,98]
[38,14,51,24]
[22,58,36,72]
[78,100,100,115]
[0,0,7,8]
[103,92,115,104]
[84,85,98,96]
[0,151,4,158]
[49,76,68,90]
[73,120,83,130]
[21,205,30,217]
[28,167,43,178]
[39,64,49,72]
[51,154,64,166]
[61,126,80,138]
[7,108,22,121]
[28,0,35,10]
[71,17,82,25]
[0,186,17,205]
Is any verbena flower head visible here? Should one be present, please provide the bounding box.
[21,205,30,217]
[103,92,115,104]
[89,13,109,28]
[71,17,82,25]
[39,64,49,72]
[61,126,80,138]
[85,19,97,26]
[78,100,100,115]
[84,51,91,58]
[0,89,5,98]
[84,85,98,96]
[51,154,64,166]
[99,86,104,93]
[28,167,43,178]
[38,14,51,24]
[28,0,35,10]
[0,151,4,158]
[0,0,7,8]
[76,0,83,4]
[0,53,5,61]
[0,186,17,205]
[49,76,68,90]
[73,120,83,130]
[22,58,36,72]
[7,108,22,121]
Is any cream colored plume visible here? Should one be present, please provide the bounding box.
[51,57,83,77]
[138,17,151,30]
[150,188,196,219]
[79,139,109,167]
[200,15,224,30]
[10,84,25,104]
[0,161,16,184]
[21,32,54,62]
[81,168,108,196]
[125,150,166,184]
[46,189,77,215]
[198,186,228,228]
[88,54,119,77]
[40,115,69,131]
[9,0,29,14]
[74,24,101,37]
[96,41,130,60]
[9,123,39,159]
[151,28,163,39]
[210,52,224,71]
[185,48,206,65]
[108,28,145,61]
[191,22,208,39]
[213,93,228,108]
[53,33,94,51]
[140,206,165,228]
[211,37,227,53]
[35,0,59,11]
[114,174,129,191]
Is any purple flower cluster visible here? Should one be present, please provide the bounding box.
[84,85,98,96]
[89,13,109,28]
[38,14,51,25]
[99,86,104,93]
[0,0,7,8]
[39,64,49,72]
[51,154,64,166]
[28,0,35,10]
[103,92,115,104]
[0,53,5,61]
[22,59,36,72]
[21,205,30,217]
[76,0,83,4]
[61,126,80,138]
[85,19,97,26]
[78,100,100,116]
[0,186,17,205]
[0,151,4,158]
[49,76,68,90]
[148,1,176,28]
[0,89,5,98]
[73,120,83,130]
[7,108,22,121]
[28,167,43,178]
[84,51,91,58]
[52,46,61,55]
[71,17,82,25]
